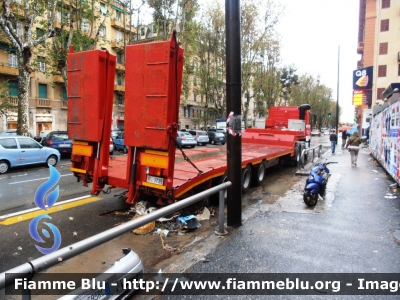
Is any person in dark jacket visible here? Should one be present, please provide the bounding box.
[341,130,347,149]
[345,131,362,167]
[330,130,338,154]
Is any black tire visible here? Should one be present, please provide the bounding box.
[252,161,266,187]
[190,145,195,148]
[303,190,318,207]
[110,150,113,155]
[222,143,225,145]
[242,165,252,194]
[46,155,58,167]
[123,146,128,154]
[0,160,10,174]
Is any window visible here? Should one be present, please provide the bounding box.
[38,83,47,98]
[398,64,400,76]
[377,88,385,100]
[81,18,89,32]
[194,93,197,102]
[116,31,122,42]
[117,52,123,64]
[152,25,157,33]
[0,138,17,149]
[193,60,198,72]
[201,95,204,102]
[116,73,123,85]
[379,42,388,55]
[382,0,390,8]
[117,94,124,105]
[16,22,23,36]
[193,77,197,86]
[8,53,17,68]
[185,90,188,100]
[38,56,46,72]
[9,80,18,96]
[36,28,45,38]
[62,86,67,100]
[141,27,145,36]
[18,138,40,149]
[380,19,389,32]
[115,10,121,21]
[99,27,105,37]
[100,3,107,15]
[184,107,187,117]
[378,65,387,77]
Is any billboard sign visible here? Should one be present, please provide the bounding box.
[353,66,373,89]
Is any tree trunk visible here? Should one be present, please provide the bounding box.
[17,57,31,136]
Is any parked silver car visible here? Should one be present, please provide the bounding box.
[176,131,197,148]
[0,135,61,174]
[188,130,209,146]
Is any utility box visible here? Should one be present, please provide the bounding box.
[288,119,305,131]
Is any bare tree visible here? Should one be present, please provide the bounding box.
[0,0,58,135]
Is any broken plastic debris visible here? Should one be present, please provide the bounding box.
[28,257,33,261]
[17,246,22,251]
[372,170,378,173]
[389,183,397,187]
[69,217,74,221]
[196,207,211,221]
[14,232,18,236]
[73,231,77,236]
[58,257,63,261]
[384,196,397,199]
[177,215,201,229]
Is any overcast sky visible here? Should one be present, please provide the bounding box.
[274,0,360,123]
[138,0,360,123]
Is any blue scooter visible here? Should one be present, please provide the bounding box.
[303,161,337,207]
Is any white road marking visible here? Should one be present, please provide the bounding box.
[8,174,73,184]
[11,173,28,178]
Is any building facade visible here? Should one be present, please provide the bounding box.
[0,0,134,135]
[357,0,400,118]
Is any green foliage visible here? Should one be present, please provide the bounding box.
[0,80,14,116]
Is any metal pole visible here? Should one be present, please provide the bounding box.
[0,182,231,290]
[336,45,340,132]
[225,0,242,227]
[216,189,227,236]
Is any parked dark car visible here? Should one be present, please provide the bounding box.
[188,130,209,146]
[113,131,128,153]
[176,131,197,148]
[208,131,226,145]
[42,131,73,156]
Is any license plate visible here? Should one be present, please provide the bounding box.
[59,144,70,147]
[79,282,110,300]
[147,175,164,185]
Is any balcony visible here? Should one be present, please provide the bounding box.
[111,40,124,49]
[116,63,125,72]
[61,100,68,109]
[114,84,125,92]
[36,99,52,107]
[111,19,135,33]
[52,74,64,83]
[357,41,364,54]
[0,62,18,76]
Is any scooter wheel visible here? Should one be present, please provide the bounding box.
[303,190,318,207]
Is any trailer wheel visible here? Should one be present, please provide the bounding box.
[242,165,252,194]
[210,172,228,205]
[252,161,266,187]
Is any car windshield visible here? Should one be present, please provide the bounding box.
[52,133,69,140]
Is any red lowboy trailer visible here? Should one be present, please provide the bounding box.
[67,33,311,206]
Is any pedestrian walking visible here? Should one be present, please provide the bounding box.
[341,130,347,149]
[330,130,338,154]
[345,131,362,166]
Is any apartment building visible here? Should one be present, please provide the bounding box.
[0,0,134,135]
[356,0,400,115]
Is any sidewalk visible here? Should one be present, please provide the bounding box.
[161,146,400,298]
